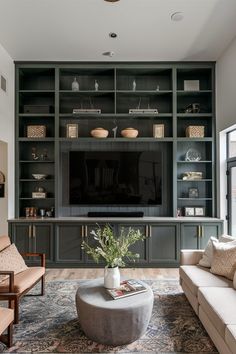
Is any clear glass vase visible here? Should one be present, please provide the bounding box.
[104,266,120,289]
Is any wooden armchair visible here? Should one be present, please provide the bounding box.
[0,236,45,324]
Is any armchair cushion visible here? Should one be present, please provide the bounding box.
[0,243,28,282]
[0,308,14,334]
[0,267,45,293]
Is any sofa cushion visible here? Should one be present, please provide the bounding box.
[0,307,14,334]
[219,234,236,242]
[0,235,11,252]
[0,267,45,293]
[198,287,236,338]
[179,265,232,296]
[0,243,28,282]
[225,325,236,354]
[210,241,236,280]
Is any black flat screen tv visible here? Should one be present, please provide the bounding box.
[69,151,162,205]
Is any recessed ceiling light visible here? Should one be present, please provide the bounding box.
[103,51,115,57]
[171,12,184,22]
[109,32,117,38]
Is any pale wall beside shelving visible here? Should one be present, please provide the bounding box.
[0,43,14,220]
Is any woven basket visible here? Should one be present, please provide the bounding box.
[27,125,46,138]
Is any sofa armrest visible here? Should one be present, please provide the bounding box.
[0,271,14,292]
[180,250,204,265]
[21,253,45,267]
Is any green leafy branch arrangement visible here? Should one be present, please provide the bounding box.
[81,224,145,268]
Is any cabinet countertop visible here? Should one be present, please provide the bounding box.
[8,217,223,223]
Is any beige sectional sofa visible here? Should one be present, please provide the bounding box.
[180,250,236,354]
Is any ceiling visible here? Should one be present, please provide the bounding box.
[0,0,236,61]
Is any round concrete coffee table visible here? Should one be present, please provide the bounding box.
[75,278,153,346]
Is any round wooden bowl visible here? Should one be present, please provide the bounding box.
[121,127,139,138]
[91,128,109,138]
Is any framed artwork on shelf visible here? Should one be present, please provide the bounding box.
[184,207,195,217]
[188,188,199,198]
[153,124,164,138]
[195,207,205,216]
[66,124,78,138]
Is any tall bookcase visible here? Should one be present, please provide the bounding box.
[15,62,215,218]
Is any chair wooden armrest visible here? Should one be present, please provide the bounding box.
[21,253,46,267]
[0,271,14,293]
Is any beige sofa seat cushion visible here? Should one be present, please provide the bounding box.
[0,267,45,293]
[198,287,236,338]
[225,325,236,354]
[179,265,232,296]
[0,307,14,334]
[0,236,11,252]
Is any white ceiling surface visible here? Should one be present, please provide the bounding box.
[0,0,236,61]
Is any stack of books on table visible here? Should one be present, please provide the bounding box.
[107,279,147,300]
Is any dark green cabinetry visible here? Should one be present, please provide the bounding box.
[55,224,84,263]
[180,222,223,249]
[149,224,179,265]
[10,222,54,264]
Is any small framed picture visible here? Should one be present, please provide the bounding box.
[153,124,164,138]
[66,124,78,138]
[184,207,195,217]
[195,207,205,216]
[188,187,199,198]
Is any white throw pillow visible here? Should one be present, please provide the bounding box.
[210,240,236,280]
[0,243,28,283]
[199,237,218,267]
[199,234,236,268]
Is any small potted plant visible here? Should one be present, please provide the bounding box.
[81,224,145,289]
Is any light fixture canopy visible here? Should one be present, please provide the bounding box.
[171,12,184,22]
[104,0,120,2]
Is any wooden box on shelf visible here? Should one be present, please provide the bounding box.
[27,125,46,138]
[186,125,205,138]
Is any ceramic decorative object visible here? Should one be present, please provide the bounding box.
[94,80,99,91]
[132,80,136,91]
[104,266,120,289]
[72,77,79,91]
[185,148,202,161]
[90,127,109,138]
[32,174,48,180]
[121,127,138,138]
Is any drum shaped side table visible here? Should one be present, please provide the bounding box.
[75,278,154,346]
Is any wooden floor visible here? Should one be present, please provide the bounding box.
[45,268,179,281]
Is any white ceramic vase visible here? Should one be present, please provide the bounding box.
[104,266,120,289]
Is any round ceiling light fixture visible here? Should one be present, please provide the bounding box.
[171,12,184,22]
[109,32,117,38]
[104,0,120,2]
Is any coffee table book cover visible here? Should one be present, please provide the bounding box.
[107,279,147,300]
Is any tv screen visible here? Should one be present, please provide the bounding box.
[69,151,162,205]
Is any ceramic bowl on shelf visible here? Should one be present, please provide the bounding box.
[91,127,109,138]
[32,174,48,180]
[121,127,139,138]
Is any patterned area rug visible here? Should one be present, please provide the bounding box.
[0,279,217,353]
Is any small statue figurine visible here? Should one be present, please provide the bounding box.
[94,80,99,91]
[31,147,39,160]
[132,80,136,91]
[72,77,79,91]
[112,126,118,138]
[156,84,160,91]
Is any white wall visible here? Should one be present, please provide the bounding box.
[0,141,8,234]
[0,43,14,223]
[216,36,236,230]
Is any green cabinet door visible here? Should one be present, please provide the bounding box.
[180,224,199,249]
[10,222,53,264]
[55,224,84,263]
[181,222,223,250]
[200,223,223,248]
[149,224,179,265]
[118,224,149,265]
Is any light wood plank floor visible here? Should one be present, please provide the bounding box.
[46,268,179,281]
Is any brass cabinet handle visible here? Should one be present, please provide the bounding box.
[201,226,204,238]
[81,225,84,240]
[32,225,36,238]
[84,225,88,237]
[28,225,32,238]
[149,225,152,238]
[197,225,201,238]
[145,225,149,238]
